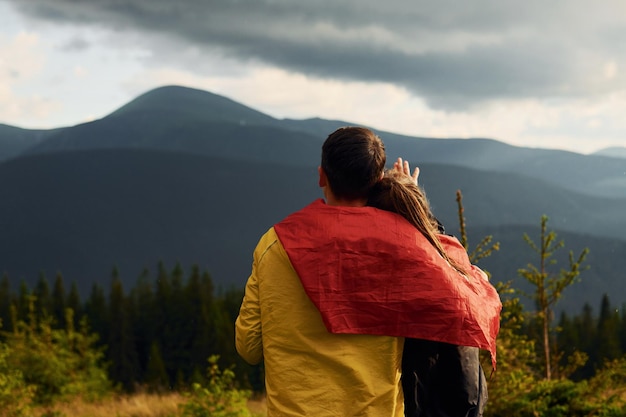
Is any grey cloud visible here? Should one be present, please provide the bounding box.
[9,0,626,110]
[60,37,90,52]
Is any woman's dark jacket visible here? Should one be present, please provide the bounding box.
[402,339,488,417]
[402,219,489,417]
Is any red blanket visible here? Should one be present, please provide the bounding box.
[274,199,502,367]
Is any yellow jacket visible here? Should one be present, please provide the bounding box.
[236,227,405,417]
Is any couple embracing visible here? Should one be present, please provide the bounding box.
[236,126,501,417]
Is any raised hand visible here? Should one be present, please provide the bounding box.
[393,157,419,185]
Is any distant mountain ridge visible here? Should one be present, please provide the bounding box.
[0,124,61,161]
[0,148,623,314]
[0,85,625,314]
[3,86,624,200]
[593,147,626,159]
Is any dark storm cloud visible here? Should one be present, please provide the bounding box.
[10,0,626,109]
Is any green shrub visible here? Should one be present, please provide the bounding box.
[488,376,626,417]
[179,355,252,417]
[0,342,35,417]
[5,301,112,405]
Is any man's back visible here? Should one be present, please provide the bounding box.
[236,227,405,417]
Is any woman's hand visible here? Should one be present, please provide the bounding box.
[393,157,419,185]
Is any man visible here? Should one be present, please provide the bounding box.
[236,126,501,416]
[236,126,405,416]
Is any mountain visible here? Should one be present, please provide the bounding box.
[0,148,318,296]
[471,224,626,314]
[381,135,626,199]
[418,164,626,240]
[0,148,623,314]
[109,84,282,126]
[593,147,626,159]
[281,117,626,200]
[4,86,624,199]
[0,84,625,314]
[21,86,323,169]
[0,124,61,162]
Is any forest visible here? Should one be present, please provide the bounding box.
[2,212,626,416]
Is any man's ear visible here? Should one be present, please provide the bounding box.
[318,166,327,187]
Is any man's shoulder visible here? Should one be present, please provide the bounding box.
[258,226,279,247]
[255,227,286,260]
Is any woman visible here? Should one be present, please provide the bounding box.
[368,158,488,417]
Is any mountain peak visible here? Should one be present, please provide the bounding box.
[108,85,278,125]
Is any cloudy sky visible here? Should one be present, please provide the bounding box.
[1,0,625,154]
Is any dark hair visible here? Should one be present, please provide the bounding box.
[321,127,386,200]
[368,170,468,275]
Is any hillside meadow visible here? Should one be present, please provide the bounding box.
[29,393,267,417]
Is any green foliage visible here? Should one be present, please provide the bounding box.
[0,263,251,393]
[484,287,626,417]
[455,195,605,417]
[179,355,252,417]
[519,216,589,308]
[596,295,622,363]
[0,341,35,417]
[484,281,539,416]
[455,189,500,264]
[107,273,139,391]
[4,298,112,404]
[497,379,586,417]
[518,214,589,380]
[489,375,626,417]
[144,341,169,392]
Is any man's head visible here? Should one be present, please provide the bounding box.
[320,127,386,203]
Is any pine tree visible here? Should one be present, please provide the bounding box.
[145,341,169,392]
[574,303,597,379]
[0,273,12,332]
[52,272,66,328]
[130,267,156,382]
[187,265,216,377]
[168,262,192,387]
[83,283,108,350]
[33,272,52,318]
[555,311,588,379]
[557,311,578,358]
[596,294,621,365]
[154,261,173,387]
[216,287,245,365]
[66,282,82,327]
[620,303,626,357]
[518,215,589,380]
[455,190,499,263]
[107,268,139,390]
[15,280,31,326]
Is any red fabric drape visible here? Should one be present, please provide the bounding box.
[274,199,502,367]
